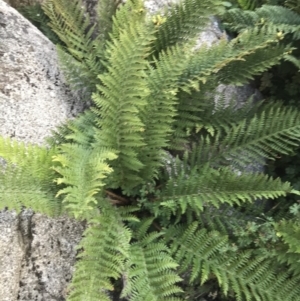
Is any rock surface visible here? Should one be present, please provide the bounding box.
[0,0,84,145]
[0,210,85,301]
[0,1,85,300]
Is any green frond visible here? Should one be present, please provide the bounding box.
[121,230,183,301]
[254,5,300,25]
[67,204,131,301]
[274,219,300,253]
[43,0,93,56]
[55,47,99,98]
[111,0,146,40]
[0,137,61,215]
[153,0,225,55]
[184,26,292,88]
[165,222,300,301]
[52,143,117,219]
[0,164,61,216]
[43,0,106,96]
[0,136,58,185]
[224,5,300,38]
[96,0,119,41]
[223,9,259,32]
[237,0,260,10]
[170,25,292,146]
[43,0,92,55]
[285,0,300,13]
[47,110,97,147]
[158,163,294,214]
[172,88,262,147]
[92,18,155,190]
[207,103,300,169]
[19,3,62,44]
[165,223,228,282]
[137,45,190,180]
[195,95,262,137]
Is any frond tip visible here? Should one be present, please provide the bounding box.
[52,144,117,219]
[121,231,183,301]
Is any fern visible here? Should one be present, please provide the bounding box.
[67,203,132,301]
[92,16,155,190]
[223,5,300,39]
[166,222,300,301]
[153,0,225,54]
[122,226,183,301]
[19,3,62,44]
[0,137,61,215]
[42,0,107,97]
[207,103,300,169]
[157,162,296,215]
[52,143,117,219]
[3,0,300,300]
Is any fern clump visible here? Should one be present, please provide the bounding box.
[2,0,300,300]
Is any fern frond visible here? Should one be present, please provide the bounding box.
[158,163,294,214]
[111,0,146,39]
[0,164,61,216]
[43,0,106,96]
[181,26,293,90]
[96,0,120,41]
[165,222,300,301]
[121,229,183,301]
[285,0,300,13]
[47,110,97,147]
[165,223,228,281]
[171,26,292,147]
[137,45,190,180]
[0,136,57,184]
[55,47,98,98]
[224,5,300,38]
[52,143,117,219]
[237,0,260,10]
[0,137,61,215]
[274,219,300,253]
[153,0,225,55]
[67,203,131,301]
[43,0,93,57]
[19,3,62,44]
[207,103,300,169]
[256,5,300,25]
[92,18,155,190]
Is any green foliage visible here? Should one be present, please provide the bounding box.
[52,144,117,219]
[19,3,62,44]
[3,0,300,300]
[67,203,132,301]
[152,0,225,54]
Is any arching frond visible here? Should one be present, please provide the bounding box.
[92,16,155,190]
[158,163,295,214]
[52,143,117,219]
[153,0,225,54]
[121,228,183,301]
[165,222,300,301]
[67,203,132,301]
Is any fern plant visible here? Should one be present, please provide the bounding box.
[3,0,300,300]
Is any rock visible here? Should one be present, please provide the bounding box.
[0,0,84,145]
[0,210,85,301]
[0,1,85,300]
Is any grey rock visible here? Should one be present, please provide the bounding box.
[0,0,85,145]
[0,1,85,300]
[0,210,85,301]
